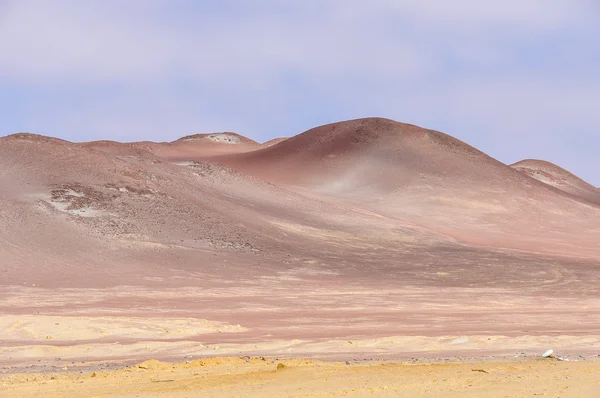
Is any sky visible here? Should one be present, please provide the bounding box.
[1,0,599,185]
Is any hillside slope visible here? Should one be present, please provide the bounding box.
[511,159,600,205]
[212,118,600,256]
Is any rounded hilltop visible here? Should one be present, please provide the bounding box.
[173,132,259,146]
[511,158,600,205]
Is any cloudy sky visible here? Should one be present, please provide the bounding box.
[1,0,598,184]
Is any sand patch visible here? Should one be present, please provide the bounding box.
[0,315,246,343]
[33,185,113,218]
[43,200,108,217]
[179,133,241,144]
[2,332,599,367]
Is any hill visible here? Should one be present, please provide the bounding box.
[511,159,600,205]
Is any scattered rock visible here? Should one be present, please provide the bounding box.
[138,359,163,370]
[542,349,554,358]
[277,363,286,370]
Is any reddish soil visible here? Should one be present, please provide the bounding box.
[261,137,288,147]
[511,158,600,205]
[1,118,599,368]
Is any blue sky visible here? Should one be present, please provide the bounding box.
[1,0,599,185]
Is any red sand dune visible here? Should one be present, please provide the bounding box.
[175,132,259,145]
[161,132,260,160]
[213,118,600,256]
[2,118,600,367]
[261,137,288,147]
[82,132,260,162]
[2,118,599,282]
[214,118,523,189]
[511,159,600,205]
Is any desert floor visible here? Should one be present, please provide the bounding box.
[2,357,600,398]
[3,121,600,397]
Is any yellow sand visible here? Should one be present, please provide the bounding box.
[2,357,599,397]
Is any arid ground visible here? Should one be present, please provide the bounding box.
[3,357,600,397]
[1,118,600,396]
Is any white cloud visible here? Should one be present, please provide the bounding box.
[0,0,181,83]
[7,0,591,85]
[372,0,586,28]
[0,0,439,87]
